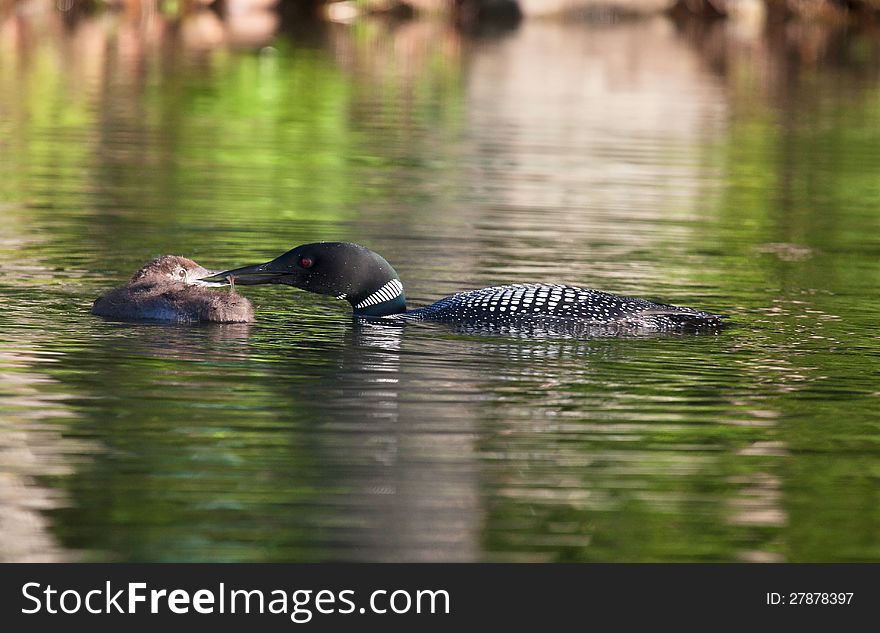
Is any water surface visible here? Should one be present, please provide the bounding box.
[1,11,879,561]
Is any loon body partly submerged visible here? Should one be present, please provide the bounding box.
[92,255,255,323]
[203,242,725,332]
[402,283,723,331]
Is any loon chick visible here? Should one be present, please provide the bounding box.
[92,255,255,323]
[202,242,725,332]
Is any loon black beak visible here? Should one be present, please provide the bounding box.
[191,269,228,287]
[199,258,295,286]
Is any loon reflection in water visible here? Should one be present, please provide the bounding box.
[203,243,726,333]
[92,255,255,323]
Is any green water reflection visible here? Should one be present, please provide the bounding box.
[1,11,879,561]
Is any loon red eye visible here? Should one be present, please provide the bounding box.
[299,257,313,269]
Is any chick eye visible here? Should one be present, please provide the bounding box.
[178,269,186,278]
[299,257,314,269]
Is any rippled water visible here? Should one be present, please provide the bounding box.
[2,10,880,561]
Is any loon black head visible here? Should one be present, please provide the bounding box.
[203,242,406,317]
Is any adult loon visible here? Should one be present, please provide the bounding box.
[202,242,725,332]
[92,255,255,323]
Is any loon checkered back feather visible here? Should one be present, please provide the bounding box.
[400,284,724,330]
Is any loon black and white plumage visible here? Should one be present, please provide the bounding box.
[203,242,726,332]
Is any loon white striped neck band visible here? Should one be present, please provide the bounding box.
[355,279,404,309]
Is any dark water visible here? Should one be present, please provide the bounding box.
[2,10,880,561]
